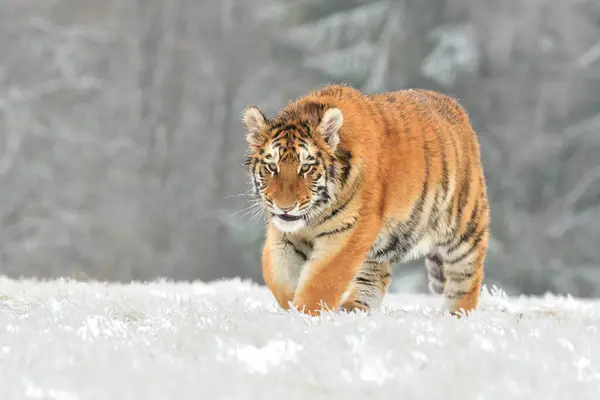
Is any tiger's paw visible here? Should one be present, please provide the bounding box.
[339,299,370,313]
[292,293,337,316]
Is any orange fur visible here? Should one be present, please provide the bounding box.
[242,84,490,316]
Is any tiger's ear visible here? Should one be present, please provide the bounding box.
[242,106,267,146]
[318,108,343,150]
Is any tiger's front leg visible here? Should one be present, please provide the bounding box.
[262,228,308,310]
[339,261,392,313]
[292,220,380,315]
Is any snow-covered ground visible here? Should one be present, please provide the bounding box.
[1,277,599,400]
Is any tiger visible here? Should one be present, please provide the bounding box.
[241,84,490,316]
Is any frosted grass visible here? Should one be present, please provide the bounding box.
[1,277,599,399]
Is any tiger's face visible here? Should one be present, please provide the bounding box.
[242,104,344,233]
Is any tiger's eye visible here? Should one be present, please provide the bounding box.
[299,164,313,175]
[266,163,278,174]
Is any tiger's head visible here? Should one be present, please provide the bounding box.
[242,102,347,233]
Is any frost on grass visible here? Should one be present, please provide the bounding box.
[1,277,599,400]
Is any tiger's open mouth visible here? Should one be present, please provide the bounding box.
[275,213,303,222]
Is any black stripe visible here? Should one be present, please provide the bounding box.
[338,150,352,187]
[298,122,312,138]
[316,154,331,205]
[319,188,358,224]
[251,163,262,195]
[354,277,376,286]
[328,165,336,179]
[446,290,468,299]
[448,197,481,253]
[302,239,314,250]
[283,238,307,261]
[438,237,454,247]
[358,269,380,280]
[445,225,487,265]
[271,128,285,141]
[427,253,443,266]
[298,200,311,211]
[315,220,356,238]
[373,233,399,260]
[458,164,471,211]
[445,270,474,281]
[293,248,308,261]
[429,182,442,229]
[446,286,478,299]
[428,270,445,284]
[454,150,472,237]
[268,121,286,131]
[427,263,445,283]
[464,197,481,236]
[281,124,301,133]
[426,257,445,282]
[313,184,328,199]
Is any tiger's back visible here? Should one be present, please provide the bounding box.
[242,84,489,315]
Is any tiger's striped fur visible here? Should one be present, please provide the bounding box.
[242,84,490,316]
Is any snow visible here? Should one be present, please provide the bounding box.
[1,277,600,400]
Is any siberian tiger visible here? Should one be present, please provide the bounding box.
[242,84,490,316]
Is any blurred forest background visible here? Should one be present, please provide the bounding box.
[1,0,600,297]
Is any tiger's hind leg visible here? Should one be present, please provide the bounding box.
[339,261,392,313]
[438,234,488,316]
